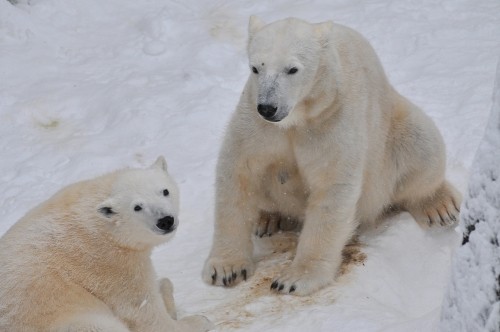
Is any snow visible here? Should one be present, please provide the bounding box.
[0,0,499,331]
[440,58,500,332]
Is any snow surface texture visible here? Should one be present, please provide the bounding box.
[0,0,499,331]
[440,60,500,332]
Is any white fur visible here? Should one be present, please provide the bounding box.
[0,157,213,331]
[202,17,462,296]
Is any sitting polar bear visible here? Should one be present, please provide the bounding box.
[0,157,213,332]
[202,17,462,296]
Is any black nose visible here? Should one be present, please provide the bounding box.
[257,104,278,119]
[156,215,175,233]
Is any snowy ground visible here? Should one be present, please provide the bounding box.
[1,0,499,331]
[440,56,500,332]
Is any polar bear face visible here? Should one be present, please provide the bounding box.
[98,157,180,249]
[247,17,327,127]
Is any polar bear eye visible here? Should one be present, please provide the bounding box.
[163,189,169,197]
[134,205,142,212]
[251,66,259,74]
[288,67,298,75]
[98,207,115,217]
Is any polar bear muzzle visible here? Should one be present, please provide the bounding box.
[156,215,176,234]
[257,104,278,120]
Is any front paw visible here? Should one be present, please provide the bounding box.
[178,315,214,332]
[270,264,333,296]
[202,256,255,287]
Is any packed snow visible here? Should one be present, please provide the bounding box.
[1,0,499,331]
[440,59,500,332]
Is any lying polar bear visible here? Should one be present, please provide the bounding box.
[202,17,462,296]
[0,157,213,332]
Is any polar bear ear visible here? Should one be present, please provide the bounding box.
[151,156,168,173]
[314,20,334,47]
[248,15,266,38]
[97,199,117,218]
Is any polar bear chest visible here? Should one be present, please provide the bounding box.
[248,155,308,217]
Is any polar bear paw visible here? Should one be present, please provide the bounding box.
[409,182,462,227]
[202,256,255,287]
[270,264,333,296]
[255,212,301,237]
[178,314,214,332]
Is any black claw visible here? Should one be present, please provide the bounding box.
[271,281,278,290]
[278,284,284,291]
[242,269,247,281]
[289,285,296,293]
[211,270,217,285]
[446,211,453,221]
[223,277,227,286]
[438,212,446,226]
[232,271,237,280]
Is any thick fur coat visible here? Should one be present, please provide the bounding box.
[0,157,213,332]
[202,17,461,296]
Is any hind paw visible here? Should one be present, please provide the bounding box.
[255,212,281,237]
[409,182,462,227]
[422,201,459,226]
[254,212,301,237]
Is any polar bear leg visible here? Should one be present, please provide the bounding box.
[202,190,258,287]
[270,187,360,296]
[390,100,462,227]
[159,281,215,332]
[159,277,177,320]
[51,312,130,332]
[405,180,462,227]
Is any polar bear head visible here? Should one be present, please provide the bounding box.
[97,156,180,250]
[247,16,333,128]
